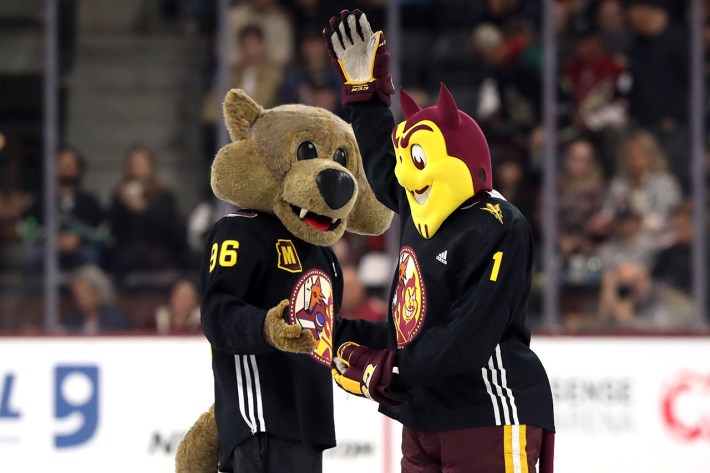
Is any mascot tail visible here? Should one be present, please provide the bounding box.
[175,404,220,473]
[538,429,555,473]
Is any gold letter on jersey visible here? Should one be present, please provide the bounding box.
[276,239,303,273]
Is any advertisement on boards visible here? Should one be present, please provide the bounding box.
[1,336,709,472]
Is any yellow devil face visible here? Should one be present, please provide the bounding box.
[393,119,475,238]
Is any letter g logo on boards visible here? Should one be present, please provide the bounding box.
[54,365,99,448]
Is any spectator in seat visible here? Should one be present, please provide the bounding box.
[594,130,681,239]
[339,265,386,322]
[492,154,538,237]
[646,201,697,329]
[280,31,341,110]
[600,206,696,331]
[228,0,293,67]
[598,260,655,329]
[470,21,540,138]
[202,24,283,127]
[595,207,656,329]
[152,277,202,334]
[563,24,629,175]
[597,207,655,274]
[109,145,188,281]
[627,0,688,131]
[651,202,693,296]
[556,139,606,272]
[230,24,283,108]
[627,0,689,184]
[595,0,631,59]
[24,147,104,271]
[64,264,127,333]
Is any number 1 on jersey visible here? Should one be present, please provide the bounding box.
[490,251,503,281]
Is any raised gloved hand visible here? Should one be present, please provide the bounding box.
[263,299,316,353]
[332,341,405,407]
[322,9,395,106]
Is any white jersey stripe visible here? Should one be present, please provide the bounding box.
[249,355,266,431]
[242,356,257,433]
[488,356,511,424]
[234,355,254,432]
[496,345,520,424]
[481,366,501,425]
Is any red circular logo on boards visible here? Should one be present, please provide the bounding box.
[661,371,710,442]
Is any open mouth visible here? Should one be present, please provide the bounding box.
[409,185,431,206]
[290,205,341,231]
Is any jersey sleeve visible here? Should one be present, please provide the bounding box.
[345,101,407,214]
[327,247,390,350]
[393,219,533,390]
[334,318,390,351]
[200,218,274,355]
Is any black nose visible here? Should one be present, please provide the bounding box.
[316,168,354,210]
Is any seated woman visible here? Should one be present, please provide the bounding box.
[109,145,189,283]
[63,265,127,333]
[152,277,202,334]
[593,130,681,240]
[556,139,607,280]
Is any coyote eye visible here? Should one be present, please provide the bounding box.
[297,141,317,161]
[333,148,347,167]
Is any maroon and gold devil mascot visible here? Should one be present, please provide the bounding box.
[324,10,555,473]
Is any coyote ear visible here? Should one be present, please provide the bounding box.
[223,89,263,141]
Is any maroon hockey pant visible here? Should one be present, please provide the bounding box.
[401,424,554,473]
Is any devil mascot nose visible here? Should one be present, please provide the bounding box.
[316,168,354,210]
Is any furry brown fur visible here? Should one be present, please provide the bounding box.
[175,89,392,473]
[212,89,392,246]
[175,405,219,473]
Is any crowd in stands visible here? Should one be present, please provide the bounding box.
[0,0,707,333]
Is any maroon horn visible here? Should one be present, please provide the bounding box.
[436,82,460,128]
[399,88,422,119]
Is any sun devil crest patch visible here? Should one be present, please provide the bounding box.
[392,246,427,348]
[276,239,302,273]
[290,270,334,366]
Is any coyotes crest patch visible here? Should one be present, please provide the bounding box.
[289,270,334,366]
[393,246,427,348]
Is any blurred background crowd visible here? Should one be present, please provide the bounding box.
[0,0,708,334]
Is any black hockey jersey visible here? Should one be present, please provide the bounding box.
[346,101,555,433]
[200,210,387,470]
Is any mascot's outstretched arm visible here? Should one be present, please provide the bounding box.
[322,10,404,213]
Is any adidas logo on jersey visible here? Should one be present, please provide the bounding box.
[436,251,448,265]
